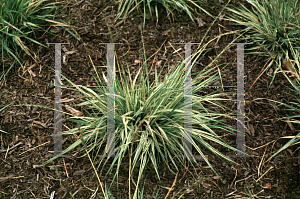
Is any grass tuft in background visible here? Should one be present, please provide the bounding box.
[0,0,77,85]
[112,0,213,28]
[224,0,300,91]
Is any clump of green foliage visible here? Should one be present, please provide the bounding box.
[0,0,75,84]
[225,0,300,91]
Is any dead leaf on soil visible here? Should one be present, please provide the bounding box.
[28,69,36,77]
[282,58,293,72]
[156,60,162,66]
[195,18,205,27]
[65,105,83,116]
[61,98,75,103]
[134,60,142,65]
[195,155,209,161]
[73,170,86,176]
[263,182,271,189]
[33,120,47,128]
[287,121,295,132]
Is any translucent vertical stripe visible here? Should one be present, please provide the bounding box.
[48,43,70,158]
[236,43,246,156]
[184,43,193,157]
[106,43,116,157]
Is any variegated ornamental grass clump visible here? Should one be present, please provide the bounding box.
[40,36,248,197]
[0,0,74,84]
[224,0,300,91]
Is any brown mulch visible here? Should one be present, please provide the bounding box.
[1,0,300,198]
